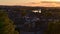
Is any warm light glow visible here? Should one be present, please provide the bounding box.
[32,10,41,13]
[39,10,41,13]
[33,10,38,13]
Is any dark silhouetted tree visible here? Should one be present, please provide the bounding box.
[0,10,19,34]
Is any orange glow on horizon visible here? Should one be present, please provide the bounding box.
[0,0,60,7]
[20,2,60,7]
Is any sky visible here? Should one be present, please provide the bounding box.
[0,0,60,7]
[0,0,60,5]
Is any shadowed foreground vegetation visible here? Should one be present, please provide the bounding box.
[44,10,60,34]
[0,10,19,34]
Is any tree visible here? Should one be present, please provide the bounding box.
[0,10,19,34]
[44,11,60,34]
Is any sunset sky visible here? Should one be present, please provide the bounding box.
[0,0,60,7]
[0,0,60,5]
